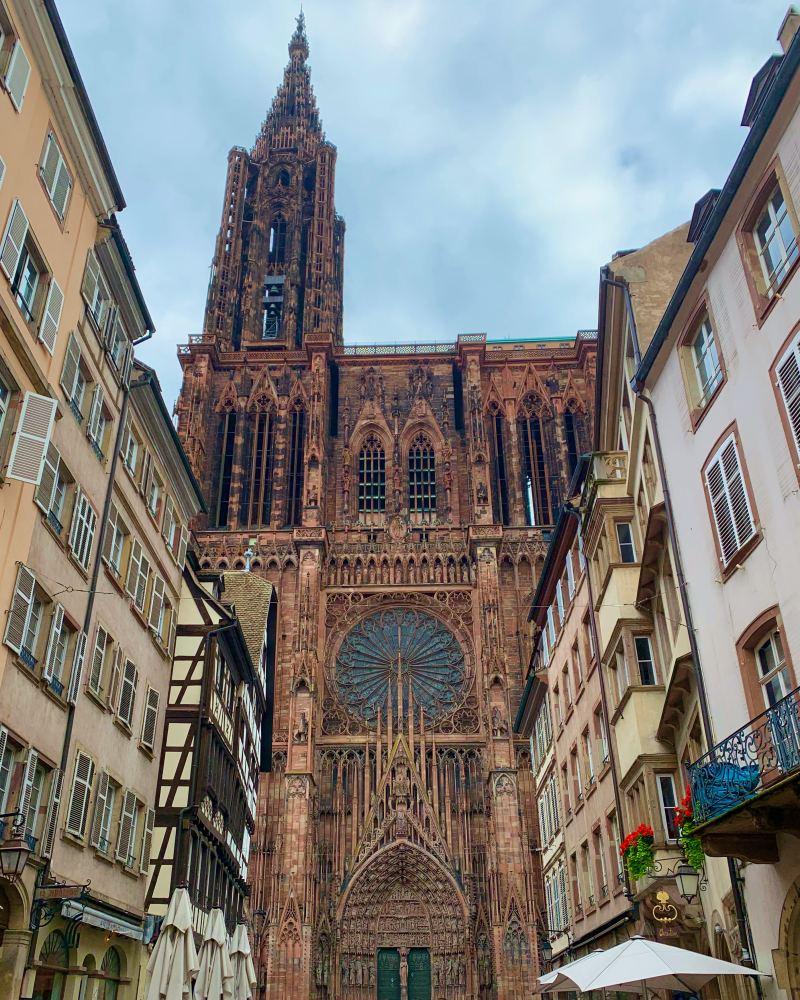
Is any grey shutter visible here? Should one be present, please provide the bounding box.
[6,392,57,485]
[34,444,59,514]
[108,646,123,708]
[42,603,65,681]
[66,631,87,704]
[776,337,800,461]
[4,564,35,654]
[40,134,60,194]
[140,807,155,873]
[126,539,143,598]
[87,386,104,443]
[81,249,100,307]
[52,160,72,219]
[115,789,137,863]
[140,687,160,750]
[121,343,134,388]
[117,659,138,726]
[39,279,64,354]
[59,333,81,400]
[40,768,63,858]
[65,750,94,837]
[89,770,110,848]
[88,625,108,695]
[162,496,175,544]
[0,199,28,279]
[4,41,31,110]
[17,749,39,825]
[148,576,165,633]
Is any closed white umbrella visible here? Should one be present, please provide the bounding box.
[195,907,234,1000]
[537,936,769,993]
[230,923,258,1000]
[145,887,199,1000]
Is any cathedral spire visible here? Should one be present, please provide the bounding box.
[290,9,309,61]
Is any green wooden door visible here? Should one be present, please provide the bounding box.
[408,948,431,1000]
[377,948,400,1000]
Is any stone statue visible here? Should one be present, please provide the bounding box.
[400,950,409,998]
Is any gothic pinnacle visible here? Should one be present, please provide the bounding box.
[290,9,309,60]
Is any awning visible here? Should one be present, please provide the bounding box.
[61,900,144,941]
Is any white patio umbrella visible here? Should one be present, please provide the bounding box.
[537,936,769,994]
[230,923,258,1000]
[195,907,234,1000]
[145,886,199,1000]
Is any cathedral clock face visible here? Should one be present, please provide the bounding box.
[335,608,466,725]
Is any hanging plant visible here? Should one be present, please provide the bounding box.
[675,785,705,871]
[619,824,655,880]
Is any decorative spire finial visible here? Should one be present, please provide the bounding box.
[290,9,309,59]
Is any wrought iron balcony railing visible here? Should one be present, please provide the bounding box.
[688,685,800,825]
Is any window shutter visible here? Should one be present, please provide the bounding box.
[116,789,137,863]
[4,563,35,654]
[140,807,155,873]
[87,386,104,443]
[108,646,123,708]
[52,160,72,219]
[40,134,60,194]
[148,576,165,632]
[126,538,143,598]
[66,631,86,704]
[34,444,59,514]
[39,279,64,354]
[162,496,175,544]
[168,610,177,657]
[40,768,63,858]
[88,625,108,694]
[776,337,800,461]
[177,526,189,567]
[65,750,94,838]
[140,687,160,750]
[140,451,152,497]
[102,504,117,563]
[705,436,756,566]
[117,659,138,726]
[69,492,96,569]
[6,392,57,485]
[135,554,151,612]
[59,333,82,401]
[42,603,65,681]
[0,156,5,190]
[18,749,39,823]
[89,770,110,848]
[0,199,28,279]
[4,41,31,110]
[81,249,100,307]
[121,344,134,388]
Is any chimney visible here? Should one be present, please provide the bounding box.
[778,6,800,54]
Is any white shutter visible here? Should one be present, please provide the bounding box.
[168,609,177,657]
[40,768,63,858]
[135,554,151,613]
[117,659,138,726]
[18,749,39,824]
[705,435,756,566]
[126,538,143,598]
[177,525,189,567]
[59,333,82,401]
[88,625,108,694]
[87,386,104,443]
[34,443,59,514]
[4,41,31,110]
[89,770,110,848]
[65,750,94,838]
[116,789,137,863]
[42,603,65,681]
[140,807,155,873]
[51,161,72,220]
[121,343,134,388]
[140,451,152,497]
[102,504,117,563]
[140,687,160,750]
[148,576,165,633]
[4,564,35,654]
[0,199,28,279]
[776,335,800,461]
[81,249,100,308]
[0,156,5,190]
[69,491,97,569]
[162,496,175,544]
[108,646,123,708]
[6,392,57,485]
[66,631,87,704]
[40,134,60,196]
[39,279,64,354]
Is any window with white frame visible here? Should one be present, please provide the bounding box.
[0,728,14,813]
[39,132,72,220]
[690,316,723,405]
[86,386,110,459]
[90,771,117,854]
[615,522,636,564]
[1,18,30,110]
[116,789,140,866]
[102,504,129,578]
[704,433,756,566]
[756,630,793,708]
[34,443,74,536]
[656,773,679,842]
[65,749,95,839]
[634,635,656,686]
[68,490,97,570]
[125,538,151,613]
[121,421,140,478]
[81,249,111,331]
[3,564,51,669]
[59,333,90,423]
[753,183,799,296]
[774,330,800,463]
[582,730,595,785]
[117,658,138,728]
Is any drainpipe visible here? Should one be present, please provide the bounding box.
[561,502,634,905]
[603,271,761,982]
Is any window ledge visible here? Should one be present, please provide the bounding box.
[586,780,598,800]
[103,561,127,595]
[138,742,155,760]
[113,717,133,739]
[755,254,800,328]
[689,377,726,433]
[130,602,149,629]
[42,680,68,711]
[67,551,90,580]
[719,530,763,581]
[93,848,115,866]
[60,829,87,850]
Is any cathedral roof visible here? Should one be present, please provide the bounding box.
[221,571,274,670]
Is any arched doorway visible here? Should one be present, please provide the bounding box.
[32,929,68,1000]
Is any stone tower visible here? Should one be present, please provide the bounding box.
[175,15,596,999]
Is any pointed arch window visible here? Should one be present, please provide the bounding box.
[518,399,552,526]
[268,216,287,265]
[243,407,276,527]
[286,403,305,526]
[408,433,436,517]
[488,408,509,525]
[357,434,386,516]
[215,407,237,528]
[563,407,580,476]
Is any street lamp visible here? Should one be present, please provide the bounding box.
[539,936,553,966]
[674,863,701,904]
[0,813,30,883]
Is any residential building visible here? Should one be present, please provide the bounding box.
[634,9,800,993]
[0,2,204,996]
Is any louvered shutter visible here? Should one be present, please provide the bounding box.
[140,687,160,750]
[66,631,86,703]
[18,749,39,824]
[705,436,756,566]
[135,554,151,612]
[4,41,31,110]
[87,386,104,443]
[140,807,155,873]
[6,392,57,485]
[39,279,64,354]
[140,451,152,497]
[102,504,117,563]
[121,344,133,388]
[52,160,71,219]
[116,789,137,863]
[117,659,138,726]
[776,336,800,461]
[0,156,5,189]
[0,199,28,279]
[108,646,123,708]
[59,333,81,401]
[88,625,108,694]
[168,609,177,657]
[4,564,35,654]
[162,496,175,544]
[89,770,110,848]
[65,750,94,837]
[148,576,165,632]
[42,603,65,681]
[40,134,60,194]
[177,525,189,566]
[34,443,59,513]
[40,768,62,858]
[126,539,143,597]
[81,249,100,307]
[67,488,83,551]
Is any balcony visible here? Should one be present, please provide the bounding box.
[687,686,800,863]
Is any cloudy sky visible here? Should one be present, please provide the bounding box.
[59,0,786,407]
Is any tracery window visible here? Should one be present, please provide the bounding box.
[518,400,552,526]
[243,407,276,526]
[215,408,237,528]
[564,407,580,476]
[408,433,436,517]
[357,434,386,516]
[268,215,287,265]
[285,403,305,526]
[488,408,509,525]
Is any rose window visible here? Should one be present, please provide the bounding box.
[334,609,466,724]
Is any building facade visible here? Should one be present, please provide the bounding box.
[0,2,204,996]
[174,15,596,999]
[635,10,800,995]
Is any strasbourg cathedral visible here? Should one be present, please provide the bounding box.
[175,15,596,1000]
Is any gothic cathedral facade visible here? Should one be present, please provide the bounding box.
[175,17,596,999]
